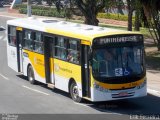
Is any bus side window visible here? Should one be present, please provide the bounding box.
[8,26,16,46]
[67,50,80,64]
[33,32,44,54]
[54,37,67,60]
[67,39,80,64]
[23,30,34,50]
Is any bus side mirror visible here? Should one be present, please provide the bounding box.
[0,26,5,31]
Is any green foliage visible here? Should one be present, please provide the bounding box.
[105,0,117,9]
[14,4,53,10]
[19,8,27,14]
[64,8,72,19]
[14,4,65,18]
[105,0,124,9]
[97,13,135,21]
[13,4,27,9]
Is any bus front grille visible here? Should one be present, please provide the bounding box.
[111,91,135,98]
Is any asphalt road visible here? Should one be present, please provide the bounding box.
[0,7,8,12]
[0,15,160,120]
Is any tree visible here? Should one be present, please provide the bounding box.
[134,0,142,31]
[104,0,124,14]
[126,0,135,31]
[70,0,105,26]
[36,0,42,5]
[141,0,160,51]
[46,0,56,6]
[117,0,124,15]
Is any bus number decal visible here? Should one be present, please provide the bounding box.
[115,68,130,76]
[115,68,123,76]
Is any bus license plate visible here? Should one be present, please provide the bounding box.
[118,92,128,97]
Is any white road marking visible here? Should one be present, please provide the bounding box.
[0,14,18,19]
[74,102,91,107]
[22,85,50,96]
[0,36,7,41]
[103,112,122,115]
[147,88,160,97]
[0,73,9,80]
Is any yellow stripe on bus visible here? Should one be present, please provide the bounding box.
[94,78,145,90]
[81,40,91,45]
[54,59,82,83]
[16,27,23,31]
[23,50,45,78]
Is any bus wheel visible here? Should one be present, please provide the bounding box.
[27,65,36,84]
[70,82,82,103]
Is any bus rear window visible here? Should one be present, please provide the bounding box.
[8,26,16,46]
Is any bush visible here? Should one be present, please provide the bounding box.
[15,4,66,18]
[97,13,135,21]
[19,8,65,18]
[19,8,27,14]
[14,4,56,11]
[16,4,136,22]
[14,4,27,9]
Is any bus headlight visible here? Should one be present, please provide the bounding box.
[93,82,109,93]
[136,79,146,89]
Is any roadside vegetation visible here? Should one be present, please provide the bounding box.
[14,4,66,17]
[14,1,160,61]
[13,4,152,39]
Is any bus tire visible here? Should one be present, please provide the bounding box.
[27,65,36,84]
[69,81,82,103]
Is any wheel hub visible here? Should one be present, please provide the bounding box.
[29,70,33,81]
[73,86,79,99]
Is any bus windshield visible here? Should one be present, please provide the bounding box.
[92,46,144,78]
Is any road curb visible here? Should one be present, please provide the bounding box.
[147,88,160,97]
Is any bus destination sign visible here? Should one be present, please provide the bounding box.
[94,35,143,45]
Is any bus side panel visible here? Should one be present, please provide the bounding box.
[7,45,18,72]
[7,25,18,72]
[54,59,82,97]
[23,50,46,84]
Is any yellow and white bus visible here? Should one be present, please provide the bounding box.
[7,17,147,102]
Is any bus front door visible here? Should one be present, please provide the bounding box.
[44,36,54,84]
[16,29,23,73]
[81,45,90,98]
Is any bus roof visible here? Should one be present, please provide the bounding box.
[7,17,141,41]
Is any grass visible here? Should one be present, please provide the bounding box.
[100,24,154,39]
[68,19,153,39]
[139,28,154,39]
[99,23,127,30]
